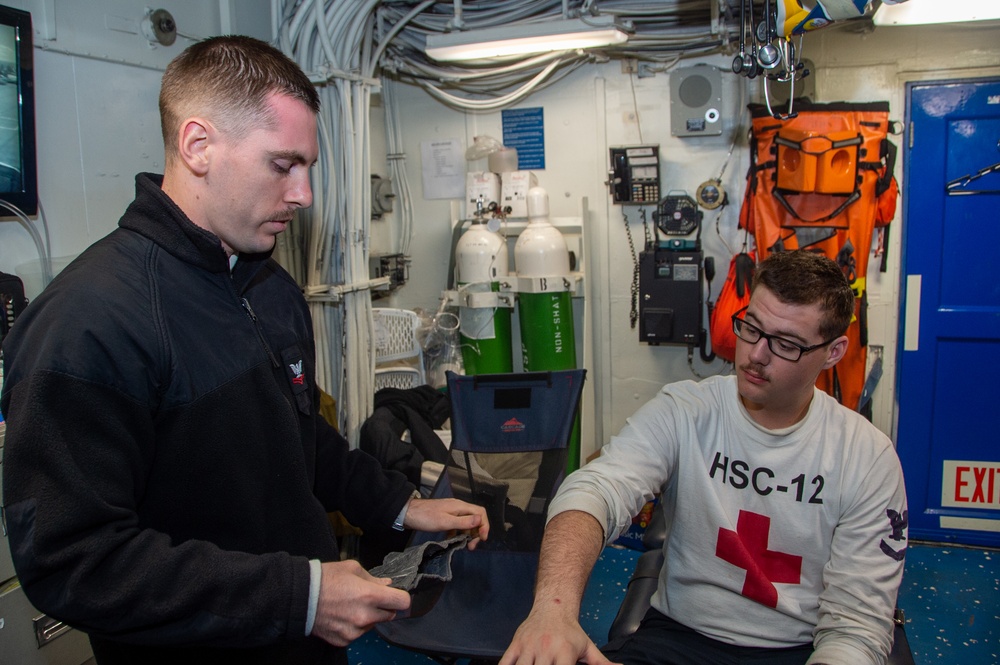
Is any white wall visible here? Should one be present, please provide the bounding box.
[376,19,1000,457]
[0,0,270,296]
[375,58,752,461]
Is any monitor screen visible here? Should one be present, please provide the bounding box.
[0,4,35,215]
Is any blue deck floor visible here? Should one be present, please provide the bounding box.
[349,541,999,664]
[898,542,998,662]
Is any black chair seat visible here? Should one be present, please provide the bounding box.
[377,548,538,660]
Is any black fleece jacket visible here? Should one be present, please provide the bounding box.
[0,173,413,664]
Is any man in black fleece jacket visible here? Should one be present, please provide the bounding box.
[0,36,487,665]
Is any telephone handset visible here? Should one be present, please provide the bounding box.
[608,145,661,204]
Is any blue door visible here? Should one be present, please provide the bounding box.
[897,78,1000,547]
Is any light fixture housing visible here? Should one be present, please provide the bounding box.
[425,16,629,62]
[873,0,1000,26]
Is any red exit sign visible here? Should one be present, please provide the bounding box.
[942,461,1000,508]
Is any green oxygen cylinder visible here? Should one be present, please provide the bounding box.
[514,187,581,470]
[455,219,513,375]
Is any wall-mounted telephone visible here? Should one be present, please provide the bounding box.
[608,145,661,204]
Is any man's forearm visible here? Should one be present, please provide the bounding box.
[532,510,605,616]
[499,511,609,665]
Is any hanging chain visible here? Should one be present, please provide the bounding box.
[623,209,641,329]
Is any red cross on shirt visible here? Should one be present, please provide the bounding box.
[716,510,802,608]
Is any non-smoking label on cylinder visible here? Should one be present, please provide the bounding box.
[519,291,576,371]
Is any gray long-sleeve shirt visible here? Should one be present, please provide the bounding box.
[549,375,907,665]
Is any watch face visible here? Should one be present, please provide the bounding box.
[654,194,702,235]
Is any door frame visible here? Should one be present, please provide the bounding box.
[889,65,1000,449]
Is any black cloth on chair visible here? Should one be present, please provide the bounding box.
[360,385,451,487]
[369,534,472,619]
[378,548,539,657]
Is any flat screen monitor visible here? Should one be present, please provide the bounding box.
[0,4,35,215]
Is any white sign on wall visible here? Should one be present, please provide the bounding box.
[940,460,1000,533]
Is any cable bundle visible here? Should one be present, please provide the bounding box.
[272,0,738,444]
[277,0,381,446]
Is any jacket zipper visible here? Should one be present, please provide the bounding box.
[241,297,280,368]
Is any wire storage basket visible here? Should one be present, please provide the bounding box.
[373,308,426,391]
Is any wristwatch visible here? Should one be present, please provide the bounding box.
[392,489,422,531]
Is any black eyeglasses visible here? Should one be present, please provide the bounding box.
[731,307,837,362]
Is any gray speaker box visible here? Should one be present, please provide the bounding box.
[670,65,723,137]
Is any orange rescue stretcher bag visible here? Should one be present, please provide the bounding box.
[739,101,898,411]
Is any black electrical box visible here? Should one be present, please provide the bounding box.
[369,253,409,300]
[638,248,703,346]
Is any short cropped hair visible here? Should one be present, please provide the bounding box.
[159,35,320,161]
[751,250,855,339]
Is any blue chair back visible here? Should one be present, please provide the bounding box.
[446,369,586,454]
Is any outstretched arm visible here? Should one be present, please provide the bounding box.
[499,510,619,665]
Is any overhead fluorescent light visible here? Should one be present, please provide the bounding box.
[873,0,1000,26]
[425,16,629,62]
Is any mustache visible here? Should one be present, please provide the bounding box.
[740,361,768,380]
[266,210,298,223]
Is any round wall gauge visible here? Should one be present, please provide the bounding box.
[695,179,726,210]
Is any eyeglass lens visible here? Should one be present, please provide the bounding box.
[732,318,803,361]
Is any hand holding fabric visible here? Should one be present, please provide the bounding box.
[403,497,490,547]
[311,559,410,647]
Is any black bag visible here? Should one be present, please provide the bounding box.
[1,270,28,343]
